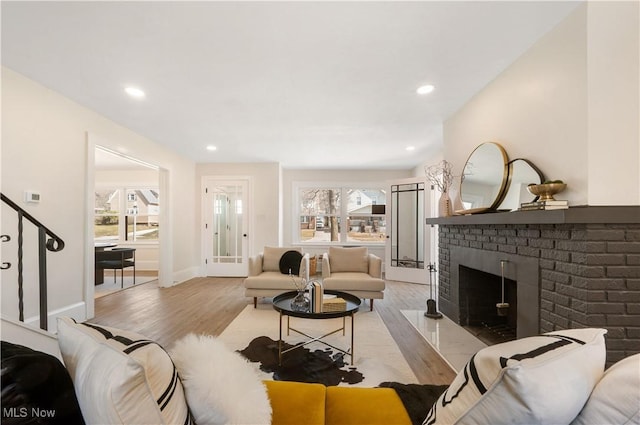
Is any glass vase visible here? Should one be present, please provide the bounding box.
[290,289,309,312]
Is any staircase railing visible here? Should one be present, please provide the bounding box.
[1,193,65,331]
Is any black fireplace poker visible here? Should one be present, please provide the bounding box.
[425,263,443,319]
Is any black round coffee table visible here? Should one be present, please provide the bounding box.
[272,290,361,365]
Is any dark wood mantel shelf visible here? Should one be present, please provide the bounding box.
[425,205,640,226]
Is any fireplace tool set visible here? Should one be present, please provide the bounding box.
[425,263,443,319]
[497,259,509,316]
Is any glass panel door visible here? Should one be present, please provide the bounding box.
[386,178,428,284]
[211,185,243,263]
[204,178,249,276]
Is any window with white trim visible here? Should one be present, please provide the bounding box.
[295,185,386,245]
[94,187,160,243]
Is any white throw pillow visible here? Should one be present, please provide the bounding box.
[424,328,607,425]
[169,333,272,425]
[57,317,193,425]
[571,353,640,425]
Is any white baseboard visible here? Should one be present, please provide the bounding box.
[161,266,200,287]
[23,302,86,334]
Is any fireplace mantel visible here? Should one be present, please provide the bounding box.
[426,205,640,226]
[431,206,640,366]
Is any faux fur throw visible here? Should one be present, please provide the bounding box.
[170,334,272,425]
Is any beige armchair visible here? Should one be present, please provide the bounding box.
[244,246,310,307]
[322,246,385,311]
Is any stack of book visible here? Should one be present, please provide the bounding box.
[309,281,324,312]
[322,297,347,312]
[519,200,568,211]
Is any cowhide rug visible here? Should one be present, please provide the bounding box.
[239,335,364,386]
[239,337,449,425]
[219,304,418,387]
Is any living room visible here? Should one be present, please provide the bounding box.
[1,2,639,423]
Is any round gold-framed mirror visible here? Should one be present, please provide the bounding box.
[457,142,509,214]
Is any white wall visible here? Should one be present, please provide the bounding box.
[586,1,640,205]
[443,3,640,206]
[1,68,198,325]
[196,163,281,259]
[444,5,589,205]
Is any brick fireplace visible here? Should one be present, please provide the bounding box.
[426,206,640,366]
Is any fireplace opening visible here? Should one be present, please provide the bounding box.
[459,265,517,346]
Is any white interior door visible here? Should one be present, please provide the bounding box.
[203,177,249,276]
[385,177,428,284]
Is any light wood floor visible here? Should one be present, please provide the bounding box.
[92,277,457,385]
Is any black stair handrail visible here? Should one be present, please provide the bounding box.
[1,193,65,252]
[1,192,65,331]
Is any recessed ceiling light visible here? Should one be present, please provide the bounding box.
[125,86,145,98]
[406,146,416,151]
[206,145,217,152]
[416,84,435,95]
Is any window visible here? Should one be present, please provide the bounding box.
[296,185,386,245]
[94,189,120,241]
[298,188,341,242]
[346,189,386,244]
[94,187,159,242]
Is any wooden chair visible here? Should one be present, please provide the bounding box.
[95,248,136,288]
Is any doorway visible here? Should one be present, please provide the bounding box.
[202,177,250,276]
[92,147,160,297]
[385,177,428,284]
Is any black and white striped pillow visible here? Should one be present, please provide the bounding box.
[424,328,607,425]
[58,317,193,425]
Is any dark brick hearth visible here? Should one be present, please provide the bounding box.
[447,245,540,340]
[427,207,640,366]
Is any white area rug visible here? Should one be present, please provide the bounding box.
[219,304,418,387]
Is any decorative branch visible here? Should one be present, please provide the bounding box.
[290,275,307,292]
[424,160,458,193]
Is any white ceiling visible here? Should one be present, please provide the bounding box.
[1,1,580,170]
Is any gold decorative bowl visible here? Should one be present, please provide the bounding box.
[527,183,567,201]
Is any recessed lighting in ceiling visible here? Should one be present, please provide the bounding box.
[124,86,145,98]
[416,84,435,95]
[406,146,416,151]
[206,145,217,152]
